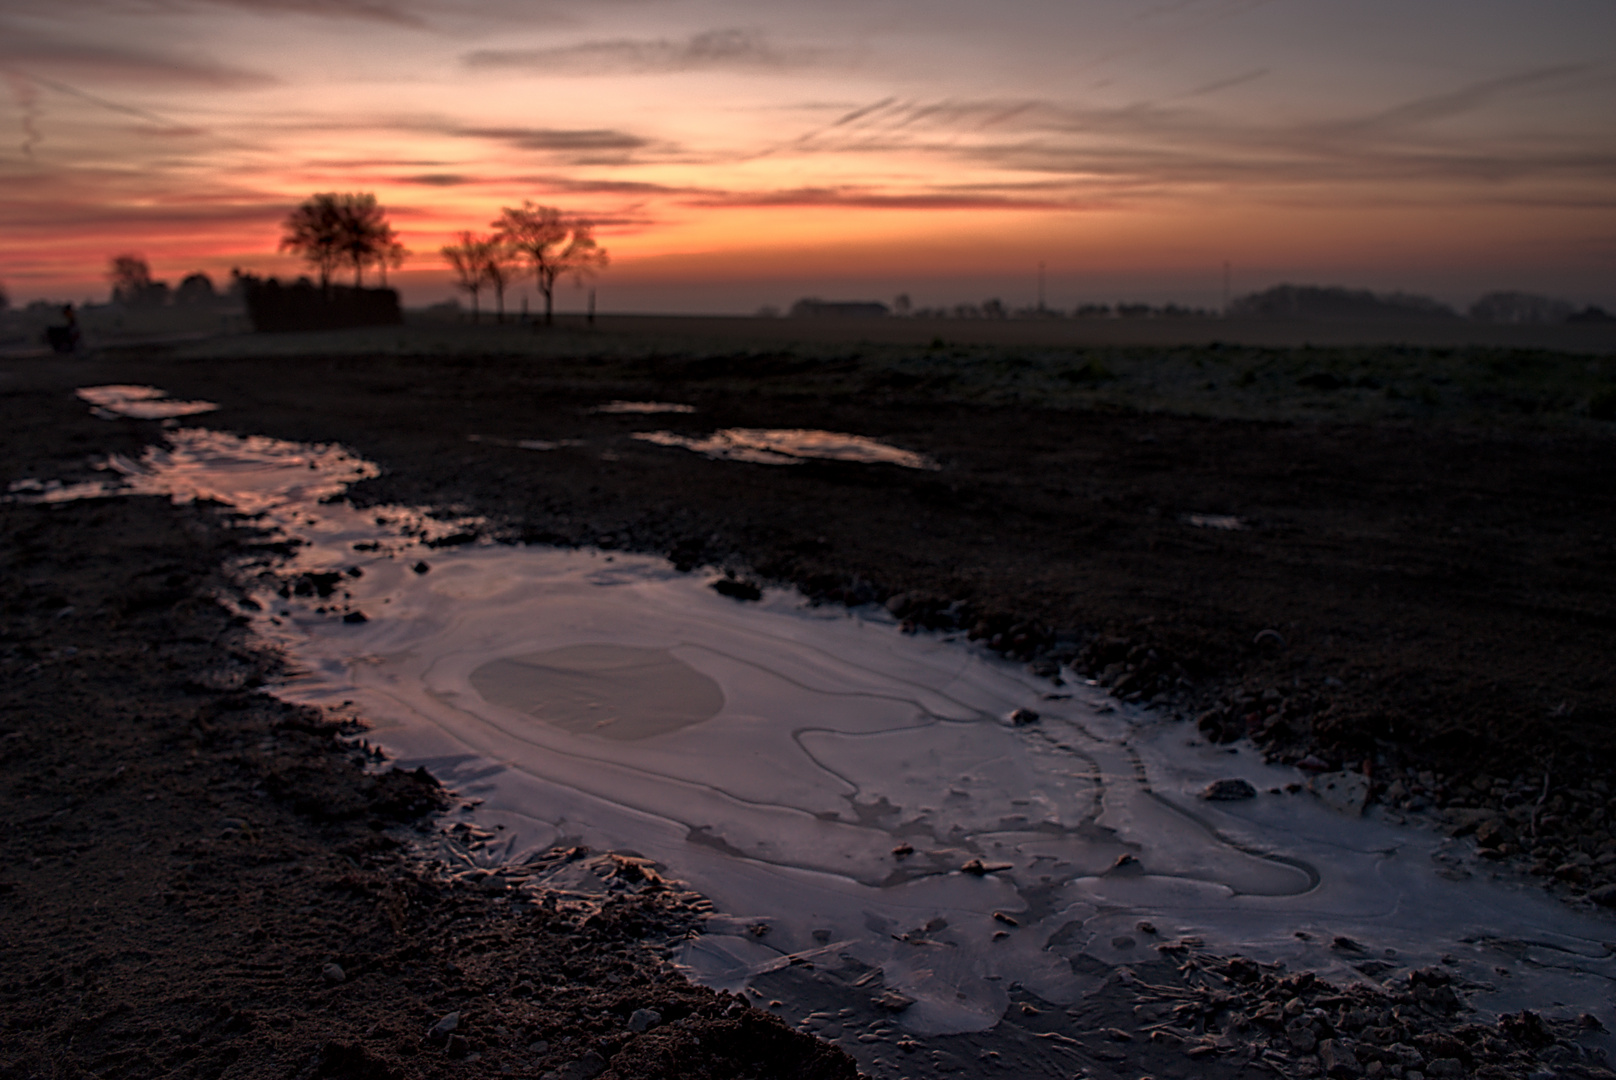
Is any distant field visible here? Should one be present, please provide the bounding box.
[165,313,1616,431]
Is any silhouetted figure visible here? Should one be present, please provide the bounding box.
[46,304,79,354]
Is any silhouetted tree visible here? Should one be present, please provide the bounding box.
[279,196,345,292]
[175,272,217,305]
[333,193,397,288]
[492,202,607,325]
[441,232,491,323]
[0,282,9,313]
[482,241,516,322]
[376,239,408,288]
[280,193,405,291]
[108,254,154,304]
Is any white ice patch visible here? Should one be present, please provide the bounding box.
[77,384,218,420]
[35,421,1616,1040]
[590,401,697,414]
[634,428,940,470]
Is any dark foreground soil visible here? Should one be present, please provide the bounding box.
[2,330,1614,1078]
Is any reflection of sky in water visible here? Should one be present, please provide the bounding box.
[635,428,940,470]
[590,401,697,414]
[19,405,1616,1042]
[76,384,219,420]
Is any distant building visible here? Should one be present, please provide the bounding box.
[790,298,890,318]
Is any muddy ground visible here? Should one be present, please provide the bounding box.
[2,324,1614,1078]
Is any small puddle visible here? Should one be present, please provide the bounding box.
[467,434,586,451]
[590,401,697,414]
[9,390,1613,1059]
[635,428,940,470]
[1185,514,1246,531]
[77,384,218,420]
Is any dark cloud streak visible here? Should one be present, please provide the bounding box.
[1343,64,1598,133]
[680,186,1102,212]
[463,29,823,76]
[195,0,426,27]
[0,34,276,89]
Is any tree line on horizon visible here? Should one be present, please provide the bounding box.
[278,192,607,327]
[784,284,1613,326]
[65,192,608,329]
[438,202,607,325]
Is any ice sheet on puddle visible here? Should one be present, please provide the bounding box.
[66,422,1616,1039]
[77,384,219,419]
[634,428,940,469]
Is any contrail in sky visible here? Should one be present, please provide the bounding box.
[3,70,40,158]
[27,72,178,129]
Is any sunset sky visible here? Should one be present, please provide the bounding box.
[1,0,1613,313]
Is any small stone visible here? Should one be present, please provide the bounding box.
[1009,707,1040,726]
[321,962,345,985]
[342,610,368,624]
[1588,884,1616,907]
[711,577,762,601]
[1287,1025,1318,1053]
[1136,921,1157,934]
[891,843,914,858]
[1202,778,1257,801]
[1311,771,1370,816]
[1554,862,1590,885]
[412,561,431,574]
[1318,1038,1360,1077]
[428,1011,460,1042]
[873,990,914,1012]
[627,1008,661,1033]
[556,1050,606,1080]
[991,911,1019,926]
[1443,807,1495,836]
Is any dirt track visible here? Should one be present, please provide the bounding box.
[2,325,1614,1077]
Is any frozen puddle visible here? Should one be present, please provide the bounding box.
[634,428,940,469]
[28,419,1616,1043]
[77,384,219,420]
[589,401,697,414]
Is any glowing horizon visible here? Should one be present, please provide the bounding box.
[2,0,1613,313]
